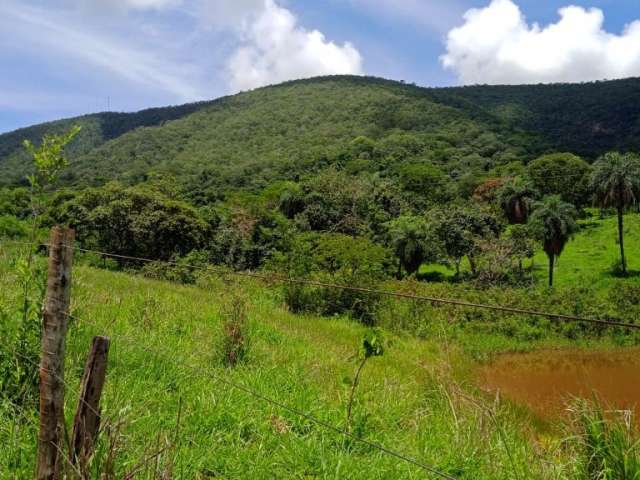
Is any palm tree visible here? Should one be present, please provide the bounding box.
[386,215,433,278]
[590,152,640,275]
[496,177,538,224]
[529,196,578,286]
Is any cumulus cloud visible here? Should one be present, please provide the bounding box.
[226,0,363,91]
[441,0,640,85]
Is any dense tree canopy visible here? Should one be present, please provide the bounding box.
[528,153,592,209]
[53,183,210,262]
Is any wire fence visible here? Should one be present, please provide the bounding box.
[0,233,637,478]
[1,240,460,479]
[65,308,457,479]
[66,243,640,332]
[2,238,639,331]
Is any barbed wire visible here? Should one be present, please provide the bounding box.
[65,310,458,479]
[66,244,640,331]
[0,239,637,331]
[1,287,458,478]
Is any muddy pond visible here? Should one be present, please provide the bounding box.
[479,348,640,421]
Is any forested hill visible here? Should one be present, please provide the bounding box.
[2,75,640,191]
[431,77,640,158]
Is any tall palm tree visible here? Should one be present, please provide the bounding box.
[496,177,538,224]
[590,152,640,275]
[530,196,578,286]
[386,215,433,278]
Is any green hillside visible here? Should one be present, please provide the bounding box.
[435,78,640,157]
[3,75,640,192]
[0,101,213,187]
[3,76,640,478]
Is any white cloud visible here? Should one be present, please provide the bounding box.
[226,0,364,91]
[441,0,640,85]
[0,1,204,101]
[77,0,181,12]
[196,0,265,30]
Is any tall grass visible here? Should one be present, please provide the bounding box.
[1,240,640,478]
[569,399,640,480]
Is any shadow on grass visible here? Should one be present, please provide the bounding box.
[605,269,640,279]
[578,221,603,231]
[416,271,446,282]
[416,270,467,284]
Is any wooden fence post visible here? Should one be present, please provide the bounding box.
[37,227,75,480]
[71,336,110,467]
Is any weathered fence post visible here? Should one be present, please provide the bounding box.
[71,336,110,468]
[37,227,75,480]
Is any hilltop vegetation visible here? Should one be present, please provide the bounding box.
[1,76,639,309]
[3,76,640,193]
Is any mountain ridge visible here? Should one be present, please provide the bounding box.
[2,75,639,191]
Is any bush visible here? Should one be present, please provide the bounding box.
[0,215,28,239]
[473,238,533,288]
[220,290,250,367]
[140,250,210,284]
[273,233,391,325]
[0,257,46,409]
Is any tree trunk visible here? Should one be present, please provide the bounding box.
[548,253,554,287]
[618,206,627,275]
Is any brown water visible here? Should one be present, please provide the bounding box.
[479,349,640,421]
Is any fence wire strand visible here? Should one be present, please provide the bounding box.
[67,310,457,480]
[64,243,640,331]
[1,239,637,330]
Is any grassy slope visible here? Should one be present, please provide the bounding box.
[0,252,565,479]
[421,212,640,289]
[532,212,640,289]
[1,215,638,478]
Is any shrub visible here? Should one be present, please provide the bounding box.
[273,233,391,325]
[220,290,250,367]
[140,250,209,284]
[0,215,28,239]
[0,258,46,408]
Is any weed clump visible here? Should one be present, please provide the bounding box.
[220,290,250,367]
[568,399,640,479]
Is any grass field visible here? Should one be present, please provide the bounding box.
[0,259,553,479]
[1,212,640,478]
[420,211,640,289]
[531,212,640,289]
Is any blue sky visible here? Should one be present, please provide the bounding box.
[2,0,640,133]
